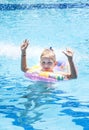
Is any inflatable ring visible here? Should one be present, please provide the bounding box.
[24,61,67,82]
[25,71,64,83]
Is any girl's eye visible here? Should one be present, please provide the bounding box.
[41,61,53,65]
[42,62,46,64]
[48,62,53,65]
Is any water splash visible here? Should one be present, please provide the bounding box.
[0,42,20,59]
[0,42,43,59]
[0,41,65,59]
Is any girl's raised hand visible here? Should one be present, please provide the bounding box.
[62,48,74,60]
[21,39,29,51]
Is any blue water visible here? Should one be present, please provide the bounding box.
[0,1,89,130]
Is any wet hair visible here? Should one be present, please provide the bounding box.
[40,47,56,62]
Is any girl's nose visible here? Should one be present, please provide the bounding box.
[44,64,49,67]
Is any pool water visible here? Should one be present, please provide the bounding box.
[0,1,89,130]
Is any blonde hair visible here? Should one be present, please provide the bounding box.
[40,48,56,62]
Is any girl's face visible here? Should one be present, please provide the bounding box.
[40,57,56,72]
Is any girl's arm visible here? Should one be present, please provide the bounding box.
[62,48,77,79]
[21,39,29,72]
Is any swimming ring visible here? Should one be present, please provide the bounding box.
[25,70,64,83]
[24,61,68,82]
